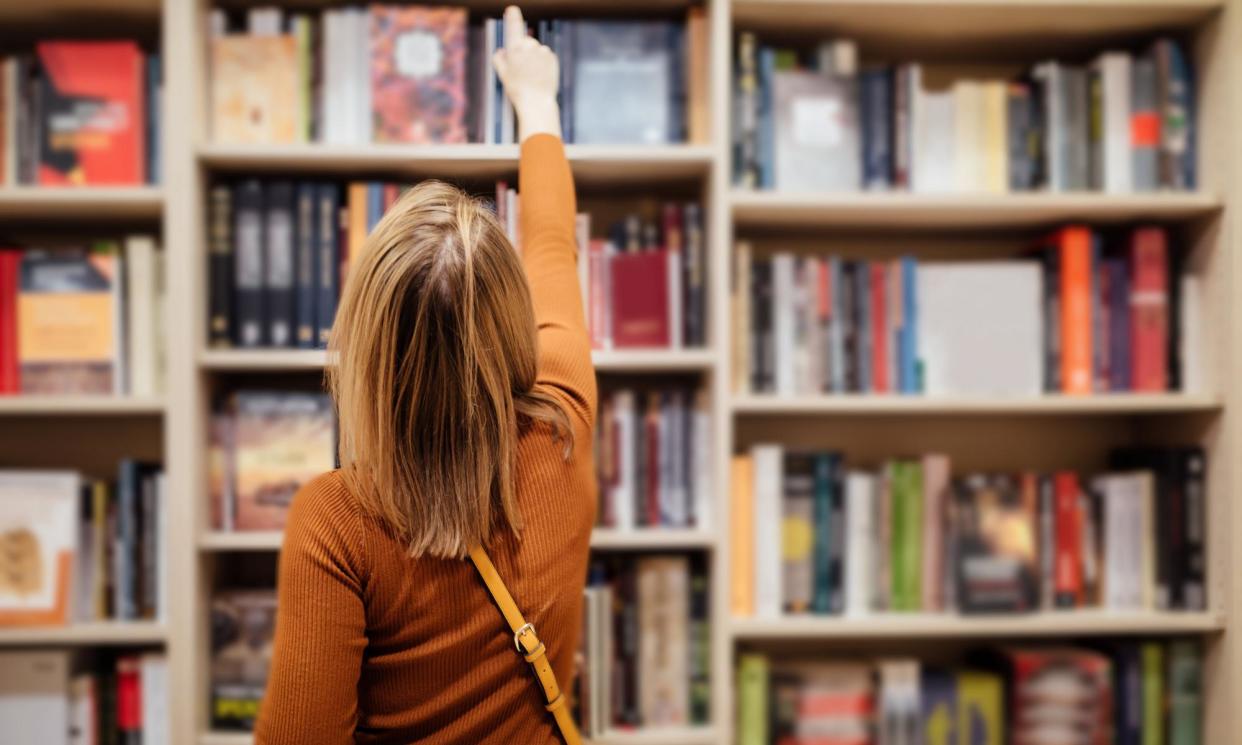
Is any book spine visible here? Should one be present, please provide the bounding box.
[315,183,340,347]
[1107,259,1131,390]
[1162,40,1195,190]
[811,452,834,614]
[893,65,911,190]
[781,453,814,613]
[736,655,770,745]
[862,68,893,190]
[1167,640,1202,745]
[140,471,158,618]
[688,558,710,725]
[294,183,318,349]
[116,461,138,621]
[207,185,234,347]
[1180,448,1206,610]
[1141,643,1165,745]
[1065,66,1090,191]
[752,444,784,618]
[233,180,265,346]
[0,249,19,393]
[1054,471,1083,608]
[870,262,888,393]
[844,473,873,616]
[772,253,795,395]
[827,458,846,613]
[1131,55,1161,192]
[265,181,296,347]
[1007,82,1033,190]
[1038,474,1056,610]
[730,455,755,616]
[1088,64,1105,191]
[1059,226,1093,394]
[1092,234,1109,391]
[684,203,704,347]
[1130,227,1169,391]
[735,33,759,187]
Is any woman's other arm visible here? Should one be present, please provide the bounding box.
[494,5,594,427]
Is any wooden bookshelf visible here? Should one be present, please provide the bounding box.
[200,347,716,373]
[199,726,720,745]
[0,396,166,416]
[731,392,1224,416]
[0,622,167,647]
[199,528,716,553]
[0,187,163,219]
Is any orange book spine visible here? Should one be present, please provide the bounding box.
[1059,227,1093,394]
[730,454,755,617]
[346,182,369,283]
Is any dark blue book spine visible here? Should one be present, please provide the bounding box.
[116,460,139,621]
[367,182,383,232]
[827,456,845,613]
[901,255,918,393]
[234,179,266,347]
[811,452,834,614]
[757,47,775,189]
[669,23,685,143]
[1108,258,1130,391]
[1166,40,1195,190]
[146,54,160,184]
[295,183,318,349]
[855,261,872,392]
[1115,645,1142,745]
[862,68,893,190]
[316,183,340,347]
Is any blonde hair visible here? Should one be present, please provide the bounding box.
[328,181,572,559]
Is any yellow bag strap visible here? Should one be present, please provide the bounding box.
[468,546,583,745]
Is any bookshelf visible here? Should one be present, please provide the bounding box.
[1,0,1234,744]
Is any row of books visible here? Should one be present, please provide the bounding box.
[2,652,169,745]
[733,225,1194,397]
[207,177,708,352]
[594,386,711,531]
[0,466,165,627]
[0,238,165,396]
[209,5,707,146]
[0,42,159,186]
[578,555,710,735]
[734,34,1195,194]
[208,391,336,532]
[737,641,1202,745]
[731,445,1206,618]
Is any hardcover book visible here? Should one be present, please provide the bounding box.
[210,35,301,144]
[369,6,467,144]
[610,250,670,348]
[571,22,677,145]
[210,589,277,730]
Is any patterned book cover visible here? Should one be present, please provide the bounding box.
[370,5,467,144]
[210,36,300,144]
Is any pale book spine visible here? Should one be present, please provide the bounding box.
[319,11,337,143]
[576,213,590,319]
[731,455,755,616]
[844,471,874,617]
[772,253,796,395]
[611,390,636,530]
[982,81,1008,193]
[125,236,157,397]
[667,247,683,348]
[1102,53,1133,192]
[752,444,784,618]
[1138,472,1156,610]
[1179,274,1204,392]
[692,389,711,528]
[638,557,689,726]
[920,454,950,612]
[355,8,371,144]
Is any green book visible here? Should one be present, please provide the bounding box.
[1167,640,1202,745]
[737,654,770,745]
[1142,642,1165,745]
[891,460,924,611]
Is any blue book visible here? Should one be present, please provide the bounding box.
[757,47,776,189]
[146,54,160,184]
[294,183,318,349]
[921,669,957,745]
[811,452,835,613]
[367,183,384,232]
[861,68,893,190]
[116,460,140,621]
[1160,39,1196,190]
[1107,258,1130,390]
[315,183,340,347]
[900,255,919,393]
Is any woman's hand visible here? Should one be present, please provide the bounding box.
[492,5,562,142]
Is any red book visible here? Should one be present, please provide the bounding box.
[1057,226,1094,394]
[1053,472,1083,608]
[611,250,670,348]
[116,655,143,737]
[870,262,888,393]
[1130,226,1169,391]
[0,249,20,394]
[37,41,145,185]
[383,183,400,210]
[645,392,661,526]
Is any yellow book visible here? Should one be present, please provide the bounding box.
[982,81,1008,193]
[731,454,755,616]
[957,671,1004,745]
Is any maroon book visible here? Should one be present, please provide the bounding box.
[610,250,669,348]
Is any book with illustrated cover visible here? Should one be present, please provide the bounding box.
[0,471,80,626]
[36,41,145,185]
[230,391,335,531]
[17,246,123,395]
[370,6,467,144]
[571,22,678,144]
[952,473,1040,613]
[1000,647,1113,745]
[210,589,277,730]
[210,35,301,144]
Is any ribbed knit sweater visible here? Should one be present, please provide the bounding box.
[254,134,596,745]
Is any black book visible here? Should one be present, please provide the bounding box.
[683,203,705,347]
[751,258,772,392]
[688,555,710,724]
[316,183,341,347]
[208,184,234,347]
[265,180,296,347]
[233,179,265,347]
[294,182,318,349]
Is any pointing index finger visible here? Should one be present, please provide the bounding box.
[504,5,526,48]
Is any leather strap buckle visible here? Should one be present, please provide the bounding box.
[514,621,536,652]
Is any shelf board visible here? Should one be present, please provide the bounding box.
[0,622,166,647]
[197,143,713,185]
[200,348,713,373]
[731,191,1222,230]
[590,529,715,550]
[0,395,165,416]
[0,187,163,220]
[200,728,717,745]
[731,0,1223,58]
[201,529,713,553]
[731,393,1223,416]
[731,611,1226,640]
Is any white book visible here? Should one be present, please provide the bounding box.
[916,261,1044,395]
[691,389,711,529]
[912,80,956,194]
[637,557,689,725]
[1098,473,1149,610]
[0,651,70,742]
[657,394,675,525]
[68,673,94,745]
[1180,274,1205,393]
[843,471,875,617]
[771,252,796,395]
[1096,52,1133,193]
[152,249,167,394]
[953,80,982,192]
[828,258,845,391]
[610,390,636,531]
[141,654,170,745]
[125,236,157,397]
[355,8,372,144]
[751,444,784,618]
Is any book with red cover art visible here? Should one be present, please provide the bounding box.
[1130,226,1169,391]
[1053,471,1084,608]
[611,250,670,347]
[36,41,145,185]
[999,647,1113,745]
[116,655,143,743]
[370,5,468,144]
[0,249,19,394]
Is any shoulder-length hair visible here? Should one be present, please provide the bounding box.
[328,181,572,559]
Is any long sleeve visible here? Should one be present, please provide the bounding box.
[254,476,369,745]
[519,134,596,427]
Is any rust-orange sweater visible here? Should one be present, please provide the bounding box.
[254,134,596,745]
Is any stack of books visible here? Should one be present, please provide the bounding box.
[0,41,159,186]
[738,641,1202,745]
[0,651,169,745]
[595,385,712,531]
[0,237,165,396]
[0,466,166,627]
[209,5,708,146]
[731,446,1206,617]
[734,225,1196,396]
[734,34,1195,193]
[578,555,710,736]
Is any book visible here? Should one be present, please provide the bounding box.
[1130,226,1169,391]
[1056,226,1094,394]
[369,6,467,144]
[610,251,670,348]
[636,556,689,726]
[922,669,957,745]
[210,35,301,143]
[843,471,874,617]
[0,248,21,393]
[737,654,769,745]
[36,42,146,185]
[782,452,815,613]
[752,444,783,618]
[1000,647,1112,745]
[730,454,755,617]
[264,181,296,347]
[17,246,124,395]
[233,180,265,347]
[570,22,679,144]
[124,235,159,396]
[0,471,79,626]
[953,473,1039,613]
[1167,640,1202,745]
[210,589,277,730]
[956,671,1004,745]
[228,391,335,531]
[0,651,70,740]
[772,68,859,191]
